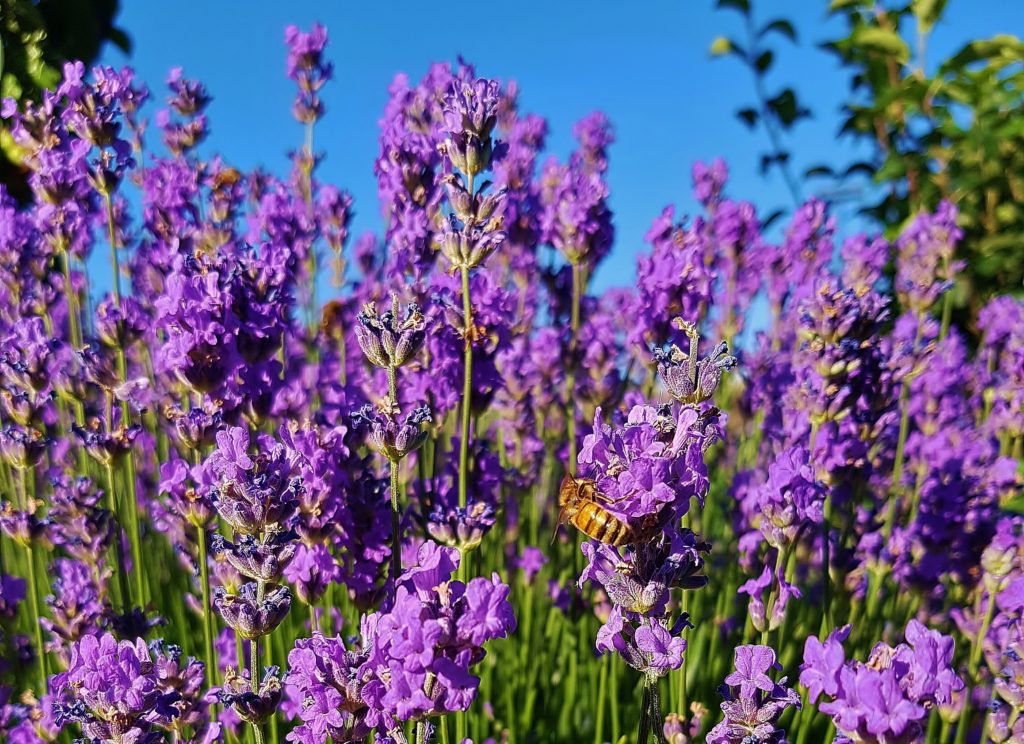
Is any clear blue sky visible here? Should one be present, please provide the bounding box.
[98,0,1021,294]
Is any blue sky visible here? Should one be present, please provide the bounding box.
[98,0,1021,293]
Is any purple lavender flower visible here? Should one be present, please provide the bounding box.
[692,158,727,206]
[221,666,284,725]
[577,403,719,522]
[41,559,105,662]
[51,633,175,743]
[285,632,371,743]
[426,501,496,552]
[351,403,431,463]
[895,200,964,313]
[653,319,737,406]
[150,640,219,741]
[354,297,426,370]
[282,543,515,741]
[539,120,614,267]
[158,67,211,157]
[801,620,963,743]
[285,23,333,124]
[442,77,501,178]
[706,645,800,744]
[208,427,301,535]
[214,579,292,641]
[753,446,825,549]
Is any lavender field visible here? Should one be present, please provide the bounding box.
[0,11,1022,744]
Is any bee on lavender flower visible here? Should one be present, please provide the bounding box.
[554,475,662,547]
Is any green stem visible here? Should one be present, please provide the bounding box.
[594,652,608,744]
[105,461,132,611]
[881,319,923,543]
[303,120,317,329]
[820,490,834,637]
[794,689,813,744]
[23,540,47,691]
[103,187,146,607]
[387,360,404,602]
[881,380,913,542]
[458,264,474,514]
[610,657,621,741]
[678,590,689,717]
[953,595,997,744]
[197,524,217,688]
[102,190,124,305]
[390,459,402,602]
[251,581,266,744]
[123,450,146,606]
[760,546,788,647]
[566,261,582,476]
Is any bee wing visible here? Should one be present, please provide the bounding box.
[550,505,568,545]
[557,474,578,506]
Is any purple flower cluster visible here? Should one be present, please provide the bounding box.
[577,402,719,522]
[539,112,614,267]
[285,542,515,742]
[52,633,185,743]
[707,645,800,744]
[285,23,333,124]
[583,531,706,676]
[801,620,963,743]
[0,16,1021,744]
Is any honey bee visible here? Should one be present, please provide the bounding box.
[210,167,243,191]
[320,299,346,339]
[554,475,660,547]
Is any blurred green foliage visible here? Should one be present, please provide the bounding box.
[712,0,1024,311]
[0,0,127,198]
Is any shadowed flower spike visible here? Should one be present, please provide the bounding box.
[352,402,431,463]
[355,296,426,370]
[214,582,293,639]
[426,501,497,552]
[654,318,737,406]
[438,214,508,272]
[208,426,301,535]
[221,666,284,724]
[442,77,501,178]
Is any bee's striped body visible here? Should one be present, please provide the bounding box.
[557,475,637,547]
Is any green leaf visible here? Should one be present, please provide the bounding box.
[804,164,836,178]
[108,27,132,55]
[736,107,759,128]
[851,26,911,62]
[767,88,810,127]
[843,161,876,178]
[912,0,947,34]
[717,0,750,14]
[760,19,797,43]
[755,50,774,73]
[942,35,1024,71]
[762,209,785,229]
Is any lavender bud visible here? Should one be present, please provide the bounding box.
[213,582,292,639]
[219,666,283,724]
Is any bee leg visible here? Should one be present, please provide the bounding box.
[593,487,638,506]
